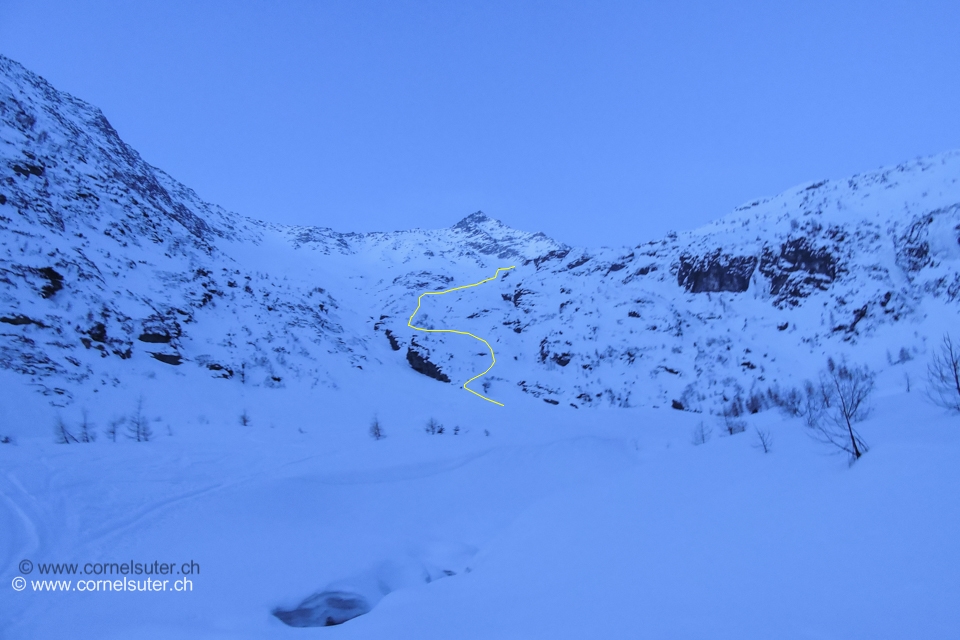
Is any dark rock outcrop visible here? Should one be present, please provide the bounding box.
[677,250,758,293]
[0,314,46,328]
[138,332,171,344]
[530,248,570,269]
[138,313,182,344]
[149,352,182,365]
[759,238,837,306]
[406,345,450,382]
[895,216,931,274]
[383,329,401,351]
[36,267,64,298]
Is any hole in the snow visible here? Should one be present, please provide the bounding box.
[274,546,476,627]
[272,590,371,627]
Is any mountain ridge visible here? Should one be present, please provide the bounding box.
[2,53,959,413]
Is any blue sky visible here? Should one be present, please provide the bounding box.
[2,0,958,247]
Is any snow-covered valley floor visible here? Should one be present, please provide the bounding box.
[1,365,957,639]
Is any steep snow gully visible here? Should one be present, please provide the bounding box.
[407,266,516,406]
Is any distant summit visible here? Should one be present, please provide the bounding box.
[452,210,494,229]
[448,210,565,260]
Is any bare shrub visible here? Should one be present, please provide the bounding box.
[725,392,745,418]
[805,358,874,462]
[54,416,77,444]
[369,416,384,440]
[104,417,124,442]
[926,334,960,413]
[798,380,817,426]
[240,410,251,427]
[720,413,746,436]
[770,386,804,417]
[753,428,773,453]
[425,417,442,435]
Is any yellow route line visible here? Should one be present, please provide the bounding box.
[407,266,516,406]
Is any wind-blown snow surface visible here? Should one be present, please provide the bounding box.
[1,55,960,638]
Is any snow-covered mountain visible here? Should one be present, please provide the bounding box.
[2,53,959,414]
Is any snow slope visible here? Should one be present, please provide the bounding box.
[1,374,957,639]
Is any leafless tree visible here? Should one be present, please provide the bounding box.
[104,417,123,442]
[240,409,251,426]
[926,334,960,413]
[79,410,96,443]
[771,386,804,417]
[127,397,153,442]
[691,421,712,445]
[799,380,823,428]
[369,416,384,440]
[720,413,746,436]
[753,427,773,454]
[745,393,764,414]
[805,359,874,462]
[425,417,442,435]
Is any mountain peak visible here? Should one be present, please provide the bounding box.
[452,210,499,230]
[443,211,567,261]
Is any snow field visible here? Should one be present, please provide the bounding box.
[1,368,957,639]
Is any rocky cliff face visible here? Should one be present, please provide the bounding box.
[677,251,758,293]
[2,54,959,412]
[759,237,838,306]
[0,55,359,399]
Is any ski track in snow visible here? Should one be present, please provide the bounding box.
[0,473,43,575]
